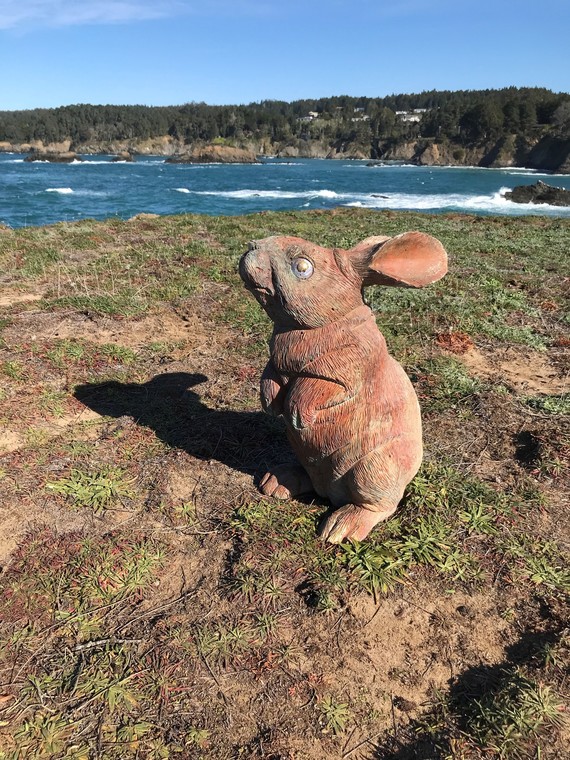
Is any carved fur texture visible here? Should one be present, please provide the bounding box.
[239,232,447,543]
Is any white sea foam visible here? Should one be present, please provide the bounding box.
[43,188,110,197]
[74,190,108,197]
[503,170,550,177]
[70,159,121,165]
[344,187,570,215]
[362,163,565,177]
[189,188,343,200]
[350,162,419,169]
[68,159,158,166]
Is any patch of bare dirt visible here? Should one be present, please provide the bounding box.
[0,491,93,567]
[3,309,209,351]
[0,430,25,455]
[0,291,43,308]
[0,408,102,455]
[320,589,511,727]
[455,346,568,395]
[128,213,160,221]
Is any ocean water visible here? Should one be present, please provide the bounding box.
[1,154,570,228]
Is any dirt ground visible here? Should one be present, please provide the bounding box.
[0,211,568,759]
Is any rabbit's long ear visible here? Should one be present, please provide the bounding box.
[349,232,447,288]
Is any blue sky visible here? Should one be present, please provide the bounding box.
[1,0,568,110]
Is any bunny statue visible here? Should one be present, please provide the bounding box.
[239,232,447,543]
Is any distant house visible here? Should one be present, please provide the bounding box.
[395,109,428,123]
[297,111,319,123]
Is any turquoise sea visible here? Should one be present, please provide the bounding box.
[1,154,570,228]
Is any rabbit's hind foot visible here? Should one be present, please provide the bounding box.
[319,503,396,544]
[259,464,313,500]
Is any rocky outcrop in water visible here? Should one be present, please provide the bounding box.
[166,145,259,164]
[503,180,570,206]
[112,151,134,162]
[24,151,77,163]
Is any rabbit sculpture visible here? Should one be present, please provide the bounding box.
[239,232,447,543]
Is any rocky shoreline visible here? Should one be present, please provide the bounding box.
[2,133,569,173]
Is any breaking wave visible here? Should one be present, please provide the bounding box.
[68,159,159,166]
[189,188,342,200]
[345,187,570,215]
[44,188,109,197]
[179,186,570,215]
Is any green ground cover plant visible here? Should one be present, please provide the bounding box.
[0,209,568,759]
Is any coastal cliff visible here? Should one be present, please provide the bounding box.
[375,134,570,173]
[2,134,570,173]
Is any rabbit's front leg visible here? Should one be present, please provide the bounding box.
[260,360,286,416]
[259,362,313,500]
[286,377,349,430]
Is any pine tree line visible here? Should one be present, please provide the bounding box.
[1,88,568,148]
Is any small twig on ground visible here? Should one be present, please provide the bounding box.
[116,586,200,634]
[399,593,442,622]
[199,652,233,727]
[9,595,134,687]
[73,638,142,652]
[341,726,358,755]
[342,736,373,758]
[391,692,397,738]
[363,604,383,628]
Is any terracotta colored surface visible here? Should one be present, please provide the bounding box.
[239,232,447,543]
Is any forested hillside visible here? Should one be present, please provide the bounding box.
[1,88,570,170]
[1,88,568,147]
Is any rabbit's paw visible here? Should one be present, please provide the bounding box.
[319,504,393,544]
[259,465,313,500]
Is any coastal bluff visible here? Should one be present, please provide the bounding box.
[2,134,569,174]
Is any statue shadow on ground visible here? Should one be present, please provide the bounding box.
[74,372,293,483]
[373,620,565,759]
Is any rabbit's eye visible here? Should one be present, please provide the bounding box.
[291,257,314,279]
